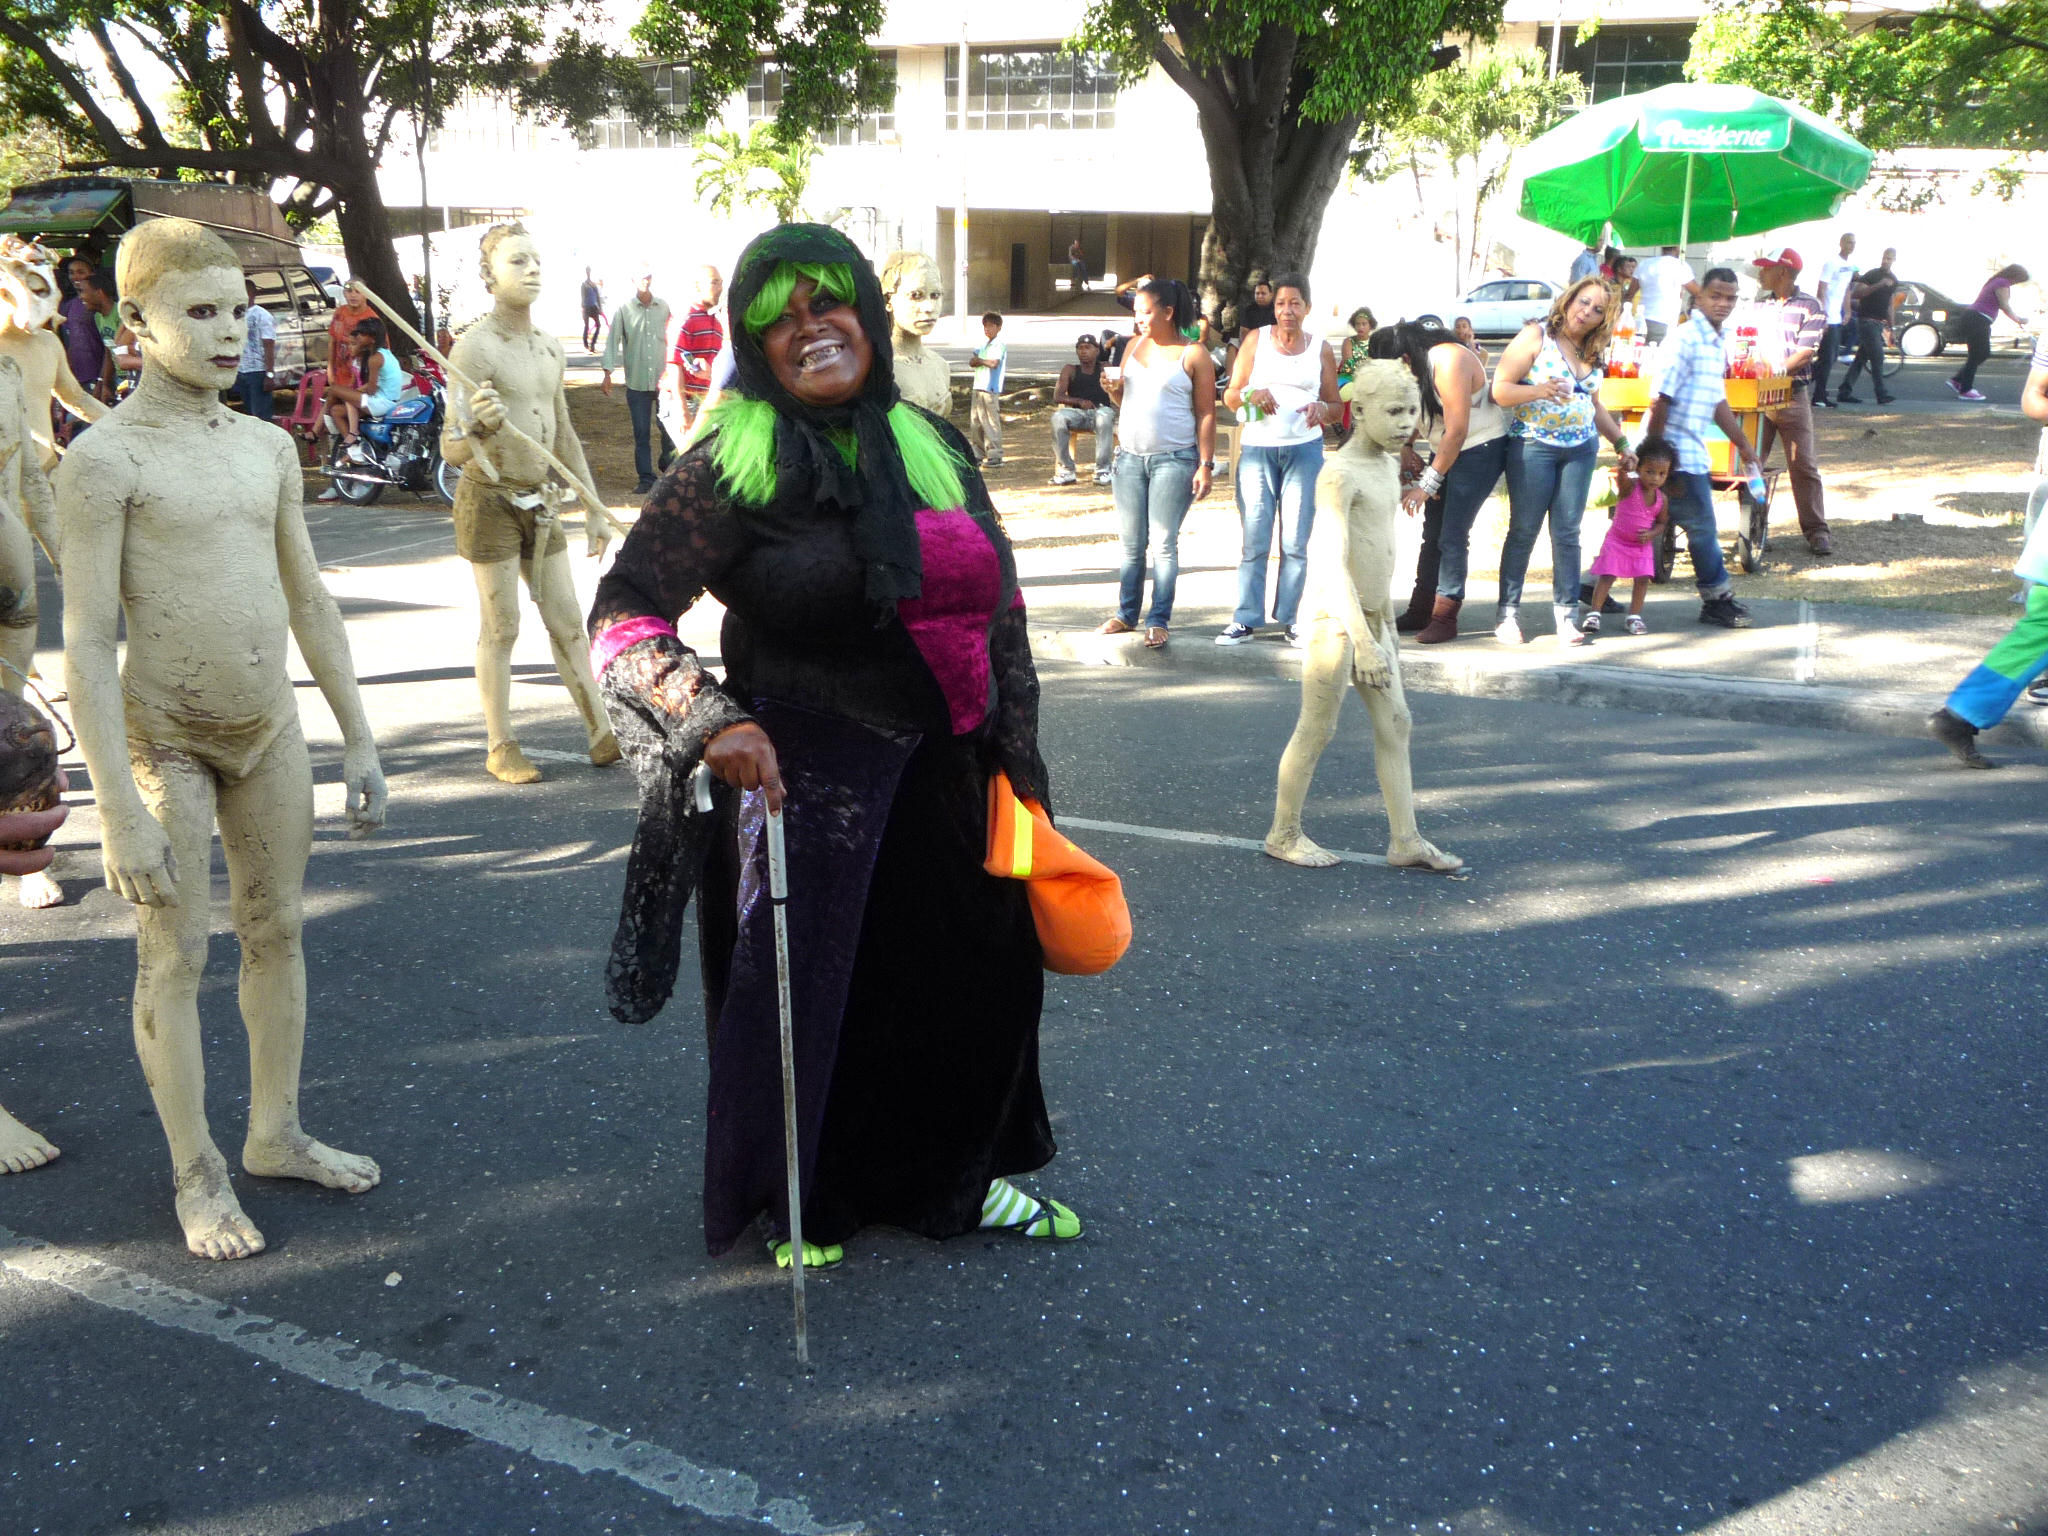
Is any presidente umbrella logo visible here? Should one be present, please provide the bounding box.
[1641,110,1790,154]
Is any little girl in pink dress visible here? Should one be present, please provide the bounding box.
[1583,436,1675,635]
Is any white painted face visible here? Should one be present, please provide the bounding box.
[0,254,59,332]
[888,259,943,335]
[1354,365,1421,453]
[485,233,544,304]
[122,264,248,391]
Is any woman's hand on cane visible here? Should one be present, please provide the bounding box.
[705,723,785,813]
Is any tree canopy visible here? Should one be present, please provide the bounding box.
[1361,46,1584,287]
[1073,0,1504,323]
[1687,0,2048,152]
[632,0,891,141]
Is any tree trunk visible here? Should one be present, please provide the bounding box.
[1164,37,1362,331]
[332,166,422,336]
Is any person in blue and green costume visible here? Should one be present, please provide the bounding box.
[587,223,1081,1268]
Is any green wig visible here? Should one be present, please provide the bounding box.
[709,257,967,514]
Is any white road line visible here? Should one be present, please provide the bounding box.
[1795,599,1819,684]
[319,530,457,568]
[0,1227,863,1536]
[1060,816,1389,867]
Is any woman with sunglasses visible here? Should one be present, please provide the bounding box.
[1491,276,1637,648]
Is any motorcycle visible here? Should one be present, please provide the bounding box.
[326,375,459,506]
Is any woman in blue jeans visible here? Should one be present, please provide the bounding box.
[1371,320,1508,644]
[1099,279,1215,647]
[1491,278,1637,648]
[1215,272,1340,646]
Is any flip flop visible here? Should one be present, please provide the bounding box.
[1096,617,1135,635]
[768,1236,845,1270]
[1144,626,1169,648]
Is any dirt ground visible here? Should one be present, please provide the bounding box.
[564,384,2043,617]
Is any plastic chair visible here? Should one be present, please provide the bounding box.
[284,368,328,460]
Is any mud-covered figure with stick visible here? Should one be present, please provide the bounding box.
[0,355,63,910]
[0,236,108,473]
[589,223,1080,1269]
[0,702,67,1172]
[1266,361,1463,875]
[57,218,388,1261]
[438,222,623,785]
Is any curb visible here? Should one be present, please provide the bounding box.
[1030,625,2048,752]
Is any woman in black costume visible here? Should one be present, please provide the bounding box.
[588,224,1080,1267]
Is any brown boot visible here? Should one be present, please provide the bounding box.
[1415,596,1462,645]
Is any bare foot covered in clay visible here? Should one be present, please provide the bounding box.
[486,742,542,784]
[243,1130,381,1193]
[588,730,622,768]
[175,1154,266,1260]
[1264,829,1341,868]
[1388,836,1464,874]
[0,1103,59,1173]
[15,869,63,908]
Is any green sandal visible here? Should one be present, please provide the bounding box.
[767,1236,845,1270]
[979,1177,1083,1241]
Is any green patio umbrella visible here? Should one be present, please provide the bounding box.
[1517,82,1874,248]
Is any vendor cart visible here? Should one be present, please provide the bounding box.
[1596,373,1787,576]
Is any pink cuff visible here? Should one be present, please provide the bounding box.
[590,616,678,678]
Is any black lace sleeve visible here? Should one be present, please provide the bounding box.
[988,602,1051,813]
[589,449,755,759]
[955,451,1054,815]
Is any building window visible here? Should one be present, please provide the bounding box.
[1536,25,1691,103]
[582,63,689,150]
[749,54,898,143]
[429,93,546,153]
[944,46,1118,131]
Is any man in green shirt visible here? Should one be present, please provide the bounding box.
[601,271,673,494]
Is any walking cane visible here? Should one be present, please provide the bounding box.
[695,764,810,1368]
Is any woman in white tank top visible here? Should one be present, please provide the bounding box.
[1217,274,1340,645]
[1099,280,1216,647]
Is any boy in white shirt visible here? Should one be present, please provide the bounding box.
[969,311,1006,465]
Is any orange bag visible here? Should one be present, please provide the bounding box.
[984,776,1131,976]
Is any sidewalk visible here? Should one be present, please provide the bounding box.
[1003,497,2048,753]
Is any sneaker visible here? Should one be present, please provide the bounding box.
[1580,611,1601,634]
[1958,388,1987,403]
[1580,583,1624,616]
[2027,678,2048,707]
[1494,611,1524,646]
[1049,469,1078,486]
[1946,378,1964,397]
[316,486,341,501]
[1813,396,1834,409]
[1836,393,1862,404]
[982,456,1004,467]
[1876,393,1896,405]
[1094,470,1112,485]
[634,478,656,496]
[1284,625,1304,648]
[1215,623,1257,645]
[1698,595,1752,629]
[1626,614,1647,635]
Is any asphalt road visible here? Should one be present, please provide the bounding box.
[6,520,2048,1536]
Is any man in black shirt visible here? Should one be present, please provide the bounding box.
[1050,333,1116,485]
[1836,247,1899,406]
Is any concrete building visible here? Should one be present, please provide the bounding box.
[382,0,2042,340]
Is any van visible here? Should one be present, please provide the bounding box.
[0,176,336,386]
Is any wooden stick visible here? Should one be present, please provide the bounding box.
[355,288,615,534]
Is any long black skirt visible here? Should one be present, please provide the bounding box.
[698,699,1055,1253]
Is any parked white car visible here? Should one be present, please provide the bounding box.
[1408,278,1562,338]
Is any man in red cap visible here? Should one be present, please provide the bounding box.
[1751,248,1833,557]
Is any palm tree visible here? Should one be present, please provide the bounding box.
[692,125,818,226]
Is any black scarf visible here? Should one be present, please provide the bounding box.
[723,223,924,610]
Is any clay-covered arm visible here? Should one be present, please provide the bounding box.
[2023,359,2048,424]
[273,440,386,835]
[59,461,176,904]
[51,358,107,425]
[587,452,754,763]
[552,375,622,555]
[1313,473,1381,682]
[19,436,58,570]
